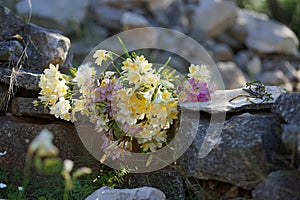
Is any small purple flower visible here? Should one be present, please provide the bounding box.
[179,78,212,102]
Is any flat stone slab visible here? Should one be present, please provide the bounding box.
[11,97,51,117]
[180,86,286,113]
[0,67,41,91]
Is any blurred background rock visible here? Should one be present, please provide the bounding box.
[1,0,299,92]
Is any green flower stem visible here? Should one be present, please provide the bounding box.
[63,184,69,200]
[111,62,122,76]
[20,152,33,198]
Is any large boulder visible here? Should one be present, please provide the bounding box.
[272,93,300,126]
[217,61,247,89]
[23,24,71,71]
[178,112,283,190]
[191,0,237,38]
[257,70,293,92]
[124,167,185,199]
[85,186,166,200]
[233,9,299,55]
[90,4,124,30]
[16,0,88,33]
[0,40,23,63]
[252,170,300,200]
[121,11,149,30]
[0,5,24,40]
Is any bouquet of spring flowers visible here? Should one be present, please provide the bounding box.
[36,41,215,160]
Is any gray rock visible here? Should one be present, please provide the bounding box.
[262,58,300,82]
[147,0,175,11]
[0,5,24,40]
[252,170,300,200]
[71,22,108,62]
[234,50,254,71]
[0,40,23,63]
[281,124,300,153]
[256,70,293,92]
[124,167,184,199]
[11,97,50,117]
[247,56,262,76]
[92,0,145,9]
[215,31,243,50]
[235,9,299,55]
[0,116,93,171]
[227,23,248,43]
[0,67,40,91]
[91,5,124,30]
[0,84,8,110]
[217,61,247,89]
[191,0,237,38]
[181,86,286,113]
[212,43,233,61]
[178,113,283,190]
[16,0,88,32]
[121,11,149,30]
[149,0,186,31]
[272,93,300,126]
[23,24,71,71]
[85,186,166,200]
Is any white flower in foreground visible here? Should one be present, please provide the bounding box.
[63,159,74,173]
[18,186,23,191]
[29,129,59,157]
[0,183,7,189]
[93,50,112,66]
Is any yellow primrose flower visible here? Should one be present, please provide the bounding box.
[130,92,148,116]
[188,64,211,82]
[73,64,96,87]
[38,65,69,107]
[162,90,171,102]
[49,97,71,121]
[93,50,112,66]
[113,89,136,124]
[43,64,62,79]
[153,130,167,147]
[129,62,138,72]
[135,55,146,63]
[122,58,132,71]
[61,112,71,121]
[143,73,160,86]
[127,71,141,85]
[140,141,157,152]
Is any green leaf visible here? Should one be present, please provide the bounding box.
[69,67,77,78]
[117,37,130,58]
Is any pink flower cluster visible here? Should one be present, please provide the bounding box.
[179,78,213,102]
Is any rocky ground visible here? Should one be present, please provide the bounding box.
[1,0,300,199]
